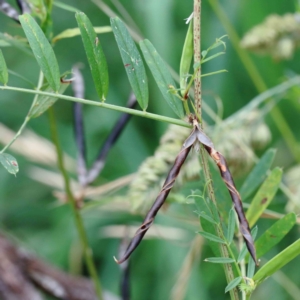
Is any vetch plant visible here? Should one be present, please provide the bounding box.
[0,1,299,300]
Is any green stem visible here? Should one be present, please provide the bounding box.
[0,85,191,129]
[208,0,300,163]
[0,72,44,154]
[48,107,103,300]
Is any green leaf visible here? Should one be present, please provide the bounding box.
[52,26,112,43]
[227,208,236,244]
[253,239,300,284]
[238,226,258,262]
[204,257,235,264]
[180,20,193,96]
[197,231,226,244]
[246,167,282,227]
[28,80,70,118]
[247,257,256,278]
[240,149,276,200]
[0,153,19,175]
[111,17,148,110]
[0,50,8,85]
[19,14,61,92]
[225,277,242,293]
[75,12,109,101]
[196,211,218,225]
[255,213,296,258]
[140,39,184,118]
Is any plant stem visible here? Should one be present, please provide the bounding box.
[48,107,103,300]
[208,0,300,163]
[194,1,239,299]
[193,0,201,116]
[0,85,191,129]
[0,72,44,154]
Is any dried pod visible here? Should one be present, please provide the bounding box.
[114,129,197,264]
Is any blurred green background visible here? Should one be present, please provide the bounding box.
[0,0,300,299]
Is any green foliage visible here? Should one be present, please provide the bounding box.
[19,14,61,92]
[240,148,276,200]
[28,80,70,118]
[253,239,300,285]
[140,39,185,118]
[0,50,8,85]
[246,167,282,227]
[0,153,19,175]
[255,213,297,259]
[111,17,148,110]
[75,12,109,101]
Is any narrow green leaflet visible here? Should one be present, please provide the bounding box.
[19,14,61,92]
[53,26,112,43]
[140,39,185,118]
[225,277,242,293]
[197,231,226,244]
[226,208,236,244]
[28,81,70,118]
[180,20,193,96]
[204,257,235,264]
[255,213,296,259]
[253,239,300,284]
[75,12,109,101]
[240,149,276,199]
[247,257,256,278]
[196,211,218,225]
[246,167,282,227]
[0,153,19,175]
[0,50,8,85]
[111,17,148,110]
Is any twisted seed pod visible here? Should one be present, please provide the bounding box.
[114,129,197,264]
[193,121,258,265]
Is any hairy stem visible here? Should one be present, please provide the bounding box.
[48,107,103,300]
[0,85,191,128]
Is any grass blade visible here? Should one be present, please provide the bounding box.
[204,257,235,264]
[197,231,226,244]
[0,153,19,175]
[240,149,276,199]
[19,14,60,92]
[225,277,242,293]
[140,39,184,118]
[246,167,282,227]
[53,26,112,43]
[111,17,148,110]
[255,213,296,258]
[253,239,300,284]
[75,12,109,101]
[0,50,8,85]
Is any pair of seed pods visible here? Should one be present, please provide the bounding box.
[115,116,257,265]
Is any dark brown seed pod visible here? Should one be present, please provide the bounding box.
[114,129,197,264]
[193,121,258,265]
